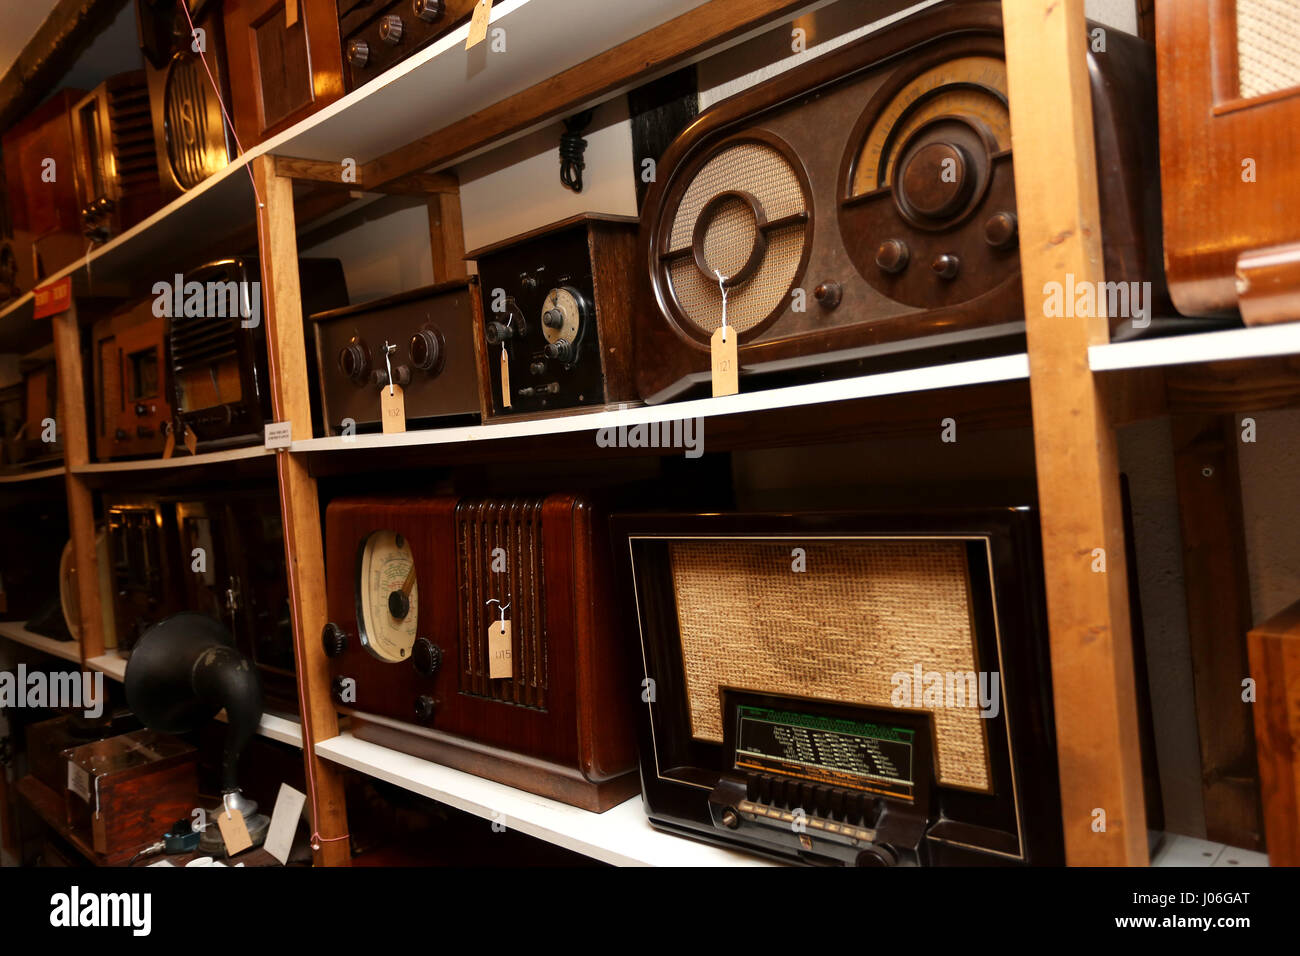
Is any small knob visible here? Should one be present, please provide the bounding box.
[370,365,411,387]
[543,308,565,330]
[414,695,438,721]
[855,844,899,867]
[875,239,909,274]
[529,360,547,376]
[379,14,404,44]
[97,196,115,212]
[931,254,961,280]
[813,281,842,309]
[485,321,512,344]
[339,342,369,382]
[544,339,574,362]
[135,403,148,416]
[521,275,538,291]
[984,211,1018,249]
[388,588,410,620]
[322,622,348,658]
[348,39,370,68]
[114,428,128,440]
[412,638,442,677]
[721,808,740,829]
[412,0,444,21]
[409,329,441,371]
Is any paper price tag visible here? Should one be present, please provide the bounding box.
[67,762,90,803]
[499,346,512,409]
[183,424,198,455]
[710,327,738,397]
[488,620,512,679]
[264,421,292,449]
[162,425,175,460]
[466,0,492,49]
[217,806,254,856]
[381,384,406,434]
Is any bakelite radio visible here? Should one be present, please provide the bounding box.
[70,71,164,243]
[469,215,640,420]
[310,278,478,435]
[221,0,345,146]
[636,1,1168,403]
[168,256,347,447]
[611,508,1064,866]
[1158,0,1300,325]
[1,90,85,293]
[339,0,479,90]
[136,0,235,202]
[92,301,173,460]
[323,494,638,811]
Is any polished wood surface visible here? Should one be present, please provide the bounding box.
[1004,0,1147,865]
[1248,598,1300,865]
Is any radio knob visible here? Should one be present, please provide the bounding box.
[485,321,513,344]
[932,253,961,280]
[521,275,538,292]
[371,365,411,388]
[339,341,369,382]
[412,0,444,21]
[984,211,1019,249]
[322,622,348,658]
[114,428,128,441]
[899,141,972,219]
[855,845,900,867]
[409,328,442,371]
[544,338,574,362]
[720,808,740,829]
[875,239,909,274]
[412,638,442,677]
[379,14,404,44]
[414,694,438,721]
[388,588,411,620]
[347,39,370,68]
[542,308,565,330]
[529,360,547,376]
[813,281,842,310]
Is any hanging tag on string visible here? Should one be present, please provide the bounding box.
[487,599,512,679]
[499,343,512,409]
[466,0,492,49]
[183,424,198,456]
[711,270,738,397]
[161,423,175,459]
[380,341,406,433]
[217,795,253,856]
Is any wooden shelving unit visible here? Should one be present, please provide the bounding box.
[2,0,1294,868]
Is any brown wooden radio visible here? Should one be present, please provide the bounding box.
[339,0,480,91]
[1,90,85,294]
[70,71,164,243]
[92,299,173,460]
[104,495,183,655]
[322,494,639,811]
[221,0,345,147]
[468,214,640,421]
[1158,0,1300,325]
[637,1,1171,403]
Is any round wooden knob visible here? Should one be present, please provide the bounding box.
[899,142,971,219]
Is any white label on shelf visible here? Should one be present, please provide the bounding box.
[264,422,293,449]
[67,762,91,803]
[264,783,307,865]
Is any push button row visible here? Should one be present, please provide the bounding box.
[745,773,877,825]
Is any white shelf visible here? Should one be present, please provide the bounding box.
[1090,323,1300,371]
[293,353,1030,455]
[1151,833,1269,867]
[0,620,81,663]
[86,653,127,682]
[315,731,775,867]
[71,445,274,475]
[0,466,63,484]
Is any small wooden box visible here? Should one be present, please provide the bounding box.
[62,730,198,863]
[25,712,141,794]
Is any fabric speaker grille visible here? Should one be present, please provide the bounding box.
[1237,0,1300,99]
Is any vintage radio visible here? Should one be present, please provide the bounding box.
[137,0,236,202]
[322,494,638,810]
[611,508,1064,865]
[10,357,62,465]
[105,496,182,654]
[168,256,347,447]
[62,730,198,863]
[221,0,345,146]
[57,532,118,650]
[26,712,141,795]
[468,215,639,420]
[338,0,479,90]
[310,277,478,435]
[1,90,85,291]
[70,71,164,243]
[92,299,173,460]
[637,1,1168,403]
[1158,1,1300,325]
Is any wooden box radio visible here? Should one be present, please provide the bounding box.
[636,1,1169,403]
[1,89,85,292]
[62,730,198,863]
[70,71,164,243]
[136,0,236,202]
[222,0,345,146]
[610,508,1064,866]
[339,0,479,91]
[105,496,182,654]
[1158,0,1300,325]
[310,278,478,435]
[3,354,63,466]
[168,256,347,447]
[322,494,639,810]
[468,215,639,420]
[92,299,173,460]
[26,711,141,795]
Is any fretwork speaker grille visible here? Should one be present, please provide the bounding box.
[164,54,227,189]
[1237,0,1300,99]
[668,538,992,791]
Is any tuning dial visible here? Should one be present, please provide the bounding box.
[544,339,574,362]
[322,622,348,658]
[855,844,900,867]
[931,254,961,280]
[813,281,842,310]
[347,39,370,68]
[898,142,972,220]
[984,211,1018,249]
[875,239,910,275]
[485,321,513,344]
[379,15,404,44]
[414,694,438,720]
[339,340,370,382]
[542,308,565,330]
[412,0,444,21]
[412,638,442,677]
[409,328,442,372]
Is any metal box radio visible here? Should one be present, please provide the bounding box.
[338,0,479,91]
[636,1,1170,403]
[309,278,479,435]
[92,299,173,460]
[222,0,345,146]
[468,214,640,420]
[105,496,183,655]
[322,494,639,811]
[136,0,236,202]
[167,256,347,447]
[70,71,164,243]
[611,508,1064,866]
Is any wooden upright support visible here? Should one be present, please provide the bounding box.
[254,156,351,866]
[1248,599,1300,865]
[1003,0,1148,864]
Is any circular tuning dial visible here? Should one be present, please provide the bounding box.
[347,39,370,68]
[897,142,972,220]
[339,339,370,383]
[539,286,591,364]
[412,0,444,21]
[409,328,443,373]
[379,15,404,44]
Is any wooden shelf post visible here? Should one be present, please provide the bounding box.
[1003,0,1149,864]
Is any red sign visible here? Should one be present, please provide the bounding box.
[33,276,72,319]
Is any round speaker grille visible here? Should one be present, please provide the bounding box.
[663,141,808,337]
[164,54,223,190]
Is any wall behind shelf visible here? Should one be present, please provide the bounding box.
[1237,408,1300,623]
